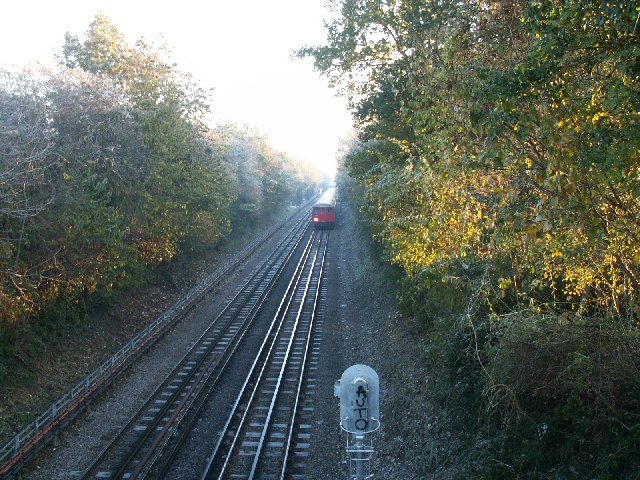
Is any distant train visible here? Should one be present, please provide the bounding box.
[311,187,336,229]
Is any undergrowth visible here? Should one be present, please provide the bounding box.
[399,265,640,479]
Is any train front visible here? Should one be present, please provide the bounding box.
[311,187,336,229]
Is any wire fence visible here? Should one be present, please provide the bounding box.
[0,204,308,476]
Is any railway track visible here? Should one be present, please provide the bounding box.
[0,203,317,480]
[202,231,328,480]
[80,216,313,479]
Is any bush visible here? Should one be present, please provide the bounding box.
[397,261,480,326]
[481,311,640,478]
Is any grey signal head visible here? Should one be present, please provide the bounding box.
[334,364,380,434]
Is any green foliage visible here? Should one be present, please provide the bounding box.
[481,311,640,478]
[304,0,640,476]
[217,125,314,224]
[58,13,236,264]
[0,14,319,390]
[398,261,476,325]
[61,13,131,77]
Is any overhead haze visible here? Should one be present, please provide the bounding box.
[1,0,353,176]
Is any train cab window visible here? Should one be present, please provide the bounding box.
[327,207,333,213]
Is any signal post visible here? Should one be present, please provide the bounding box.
[334,365,380,480]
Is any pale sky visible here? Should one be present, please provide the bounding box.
[1,0,353,176]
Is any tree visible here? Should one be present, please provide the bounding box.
[61,14,235,263]
[61,13,132,79]
[301,0,640,476]
[0,69,57,319]
[218,126,311,223]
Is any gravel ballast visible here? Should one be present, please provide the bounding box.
[15,192,438,479]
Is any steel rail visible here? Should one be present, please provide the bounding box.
[0,202,314,480]
[249,234,328,479]
[278,234,328,480]
[201,232,328,479]
[201,231,318,479]
[80,215,310,479]
[142,222,314,478]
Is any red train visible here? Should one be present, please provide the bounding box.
[311,187,336,229]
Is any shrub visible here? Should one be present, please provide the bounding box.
[481,311,640,478]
